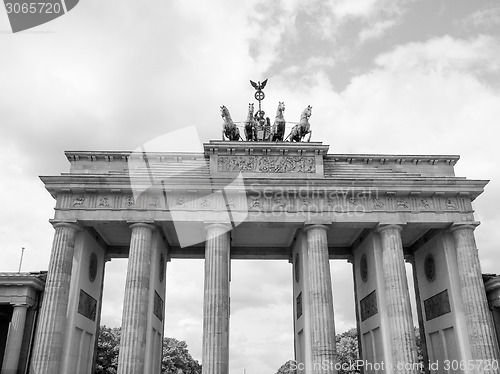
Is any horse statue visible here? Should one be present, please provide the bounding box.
[221,105,241,141]
[286,105,312,142]
[270,101,286,141]
[244,103,257,141]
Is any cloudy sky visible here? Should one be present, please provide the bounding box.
[1,0,500,372]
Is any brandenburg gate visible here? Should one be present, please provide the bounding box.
[26,136,499,373]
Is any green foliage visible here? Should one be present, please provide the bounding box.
[95,326,201,374]
[162,337,202,374]
[275,360,297,374]
[95,325,120,374]
[276,328,359,374]
[414,326,425,372]
[335,328,359,374]
[276,326,426,374]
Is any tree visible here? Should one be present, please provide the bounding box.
[95,326,201,374]
[414,326,425,373]
[95,325,120,374]
[276,326,426,374]
[335,328,359,374]
[275,360,297,374]
[276,328,359,374]
[162,337,202,374]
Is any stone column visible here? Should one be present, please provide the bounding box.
[1,304,29,374]
[377,224,418,373]
[304,224,337,373]
[30,221,80,374]
[202,223,231,374]
[117,223,155,374]
[451,224,500,367]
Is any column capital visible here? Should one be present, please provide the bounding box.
[128,222,156,231]
[11,303,29,309]
[49,220,82,231]
[303,224,329,233]
[449,222,480,233]
[376,223,404,233]
[204,222,232,232]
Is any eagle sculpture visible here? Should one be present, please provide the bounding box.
[250,79,268,91]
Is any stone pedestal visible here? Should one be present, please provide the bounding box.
[305,225,337,373]
[30,222,80,374]
[117,223,155,374]
[451,224,500,368]
[377,224,418,373]
[202,224,231,374]
[1,304,28,374]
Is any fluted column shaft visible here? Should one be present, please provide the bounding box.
[202,224,230,374]
[30,222,80,374]
[117,223,154,374]
[378,224,418,373]
[305,225,337,373]
[1,304,28,374]
[451,224,500,369]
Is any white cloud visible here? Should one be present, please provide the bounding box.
[359,19,397,42]
[331,0,381,19]
[375,35,500,75]
[461,5,500,29]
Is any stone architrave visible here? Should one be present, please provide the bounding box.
[202,223,231,374]
[377,224,419,373]
[30,221,80,374]
[451,224,500,368]
[305,224,337,373]
[117,223,155,374]
[1,304,29,374]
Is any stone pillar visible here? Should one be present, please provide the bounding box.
[304,224,337,373]
[117,223,155,374]
[451,224,500,367]
[30,221,80,374]
[1,304,28,374]
[377,224,418,373]
[202,223,231,374]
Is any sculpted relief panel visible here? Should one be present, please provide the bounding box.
[217,155,316,173]
[57,191,474,217]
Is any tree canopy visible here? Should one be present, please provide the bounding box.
[275,326,426,374]
[95,326,201,374]
[95,325,120,374]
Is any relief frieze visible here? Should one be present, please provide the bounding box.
[424,289,451,321]
[73,195,85,207]
[372,198,384,209]
[78,289,97,322]
[217,155,316,173]
[58,192,473,216]
[99,197,110,207]
[360,290,378,322]
[153,291,164,321]
[421,199,431,209]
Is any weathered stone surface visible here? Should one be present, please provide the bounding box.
[1,304,28,374]
[117,223,154,374]
[30,222,80,374]
[34,142,497,373]
[217,155,316,173]
[305,224,337,373]
[202,224,231,374]
[451,224,500,369]
[378,224,419,373]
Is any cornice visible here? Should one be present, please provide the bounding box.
[325,154,460,165]
[64,150,460,165]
